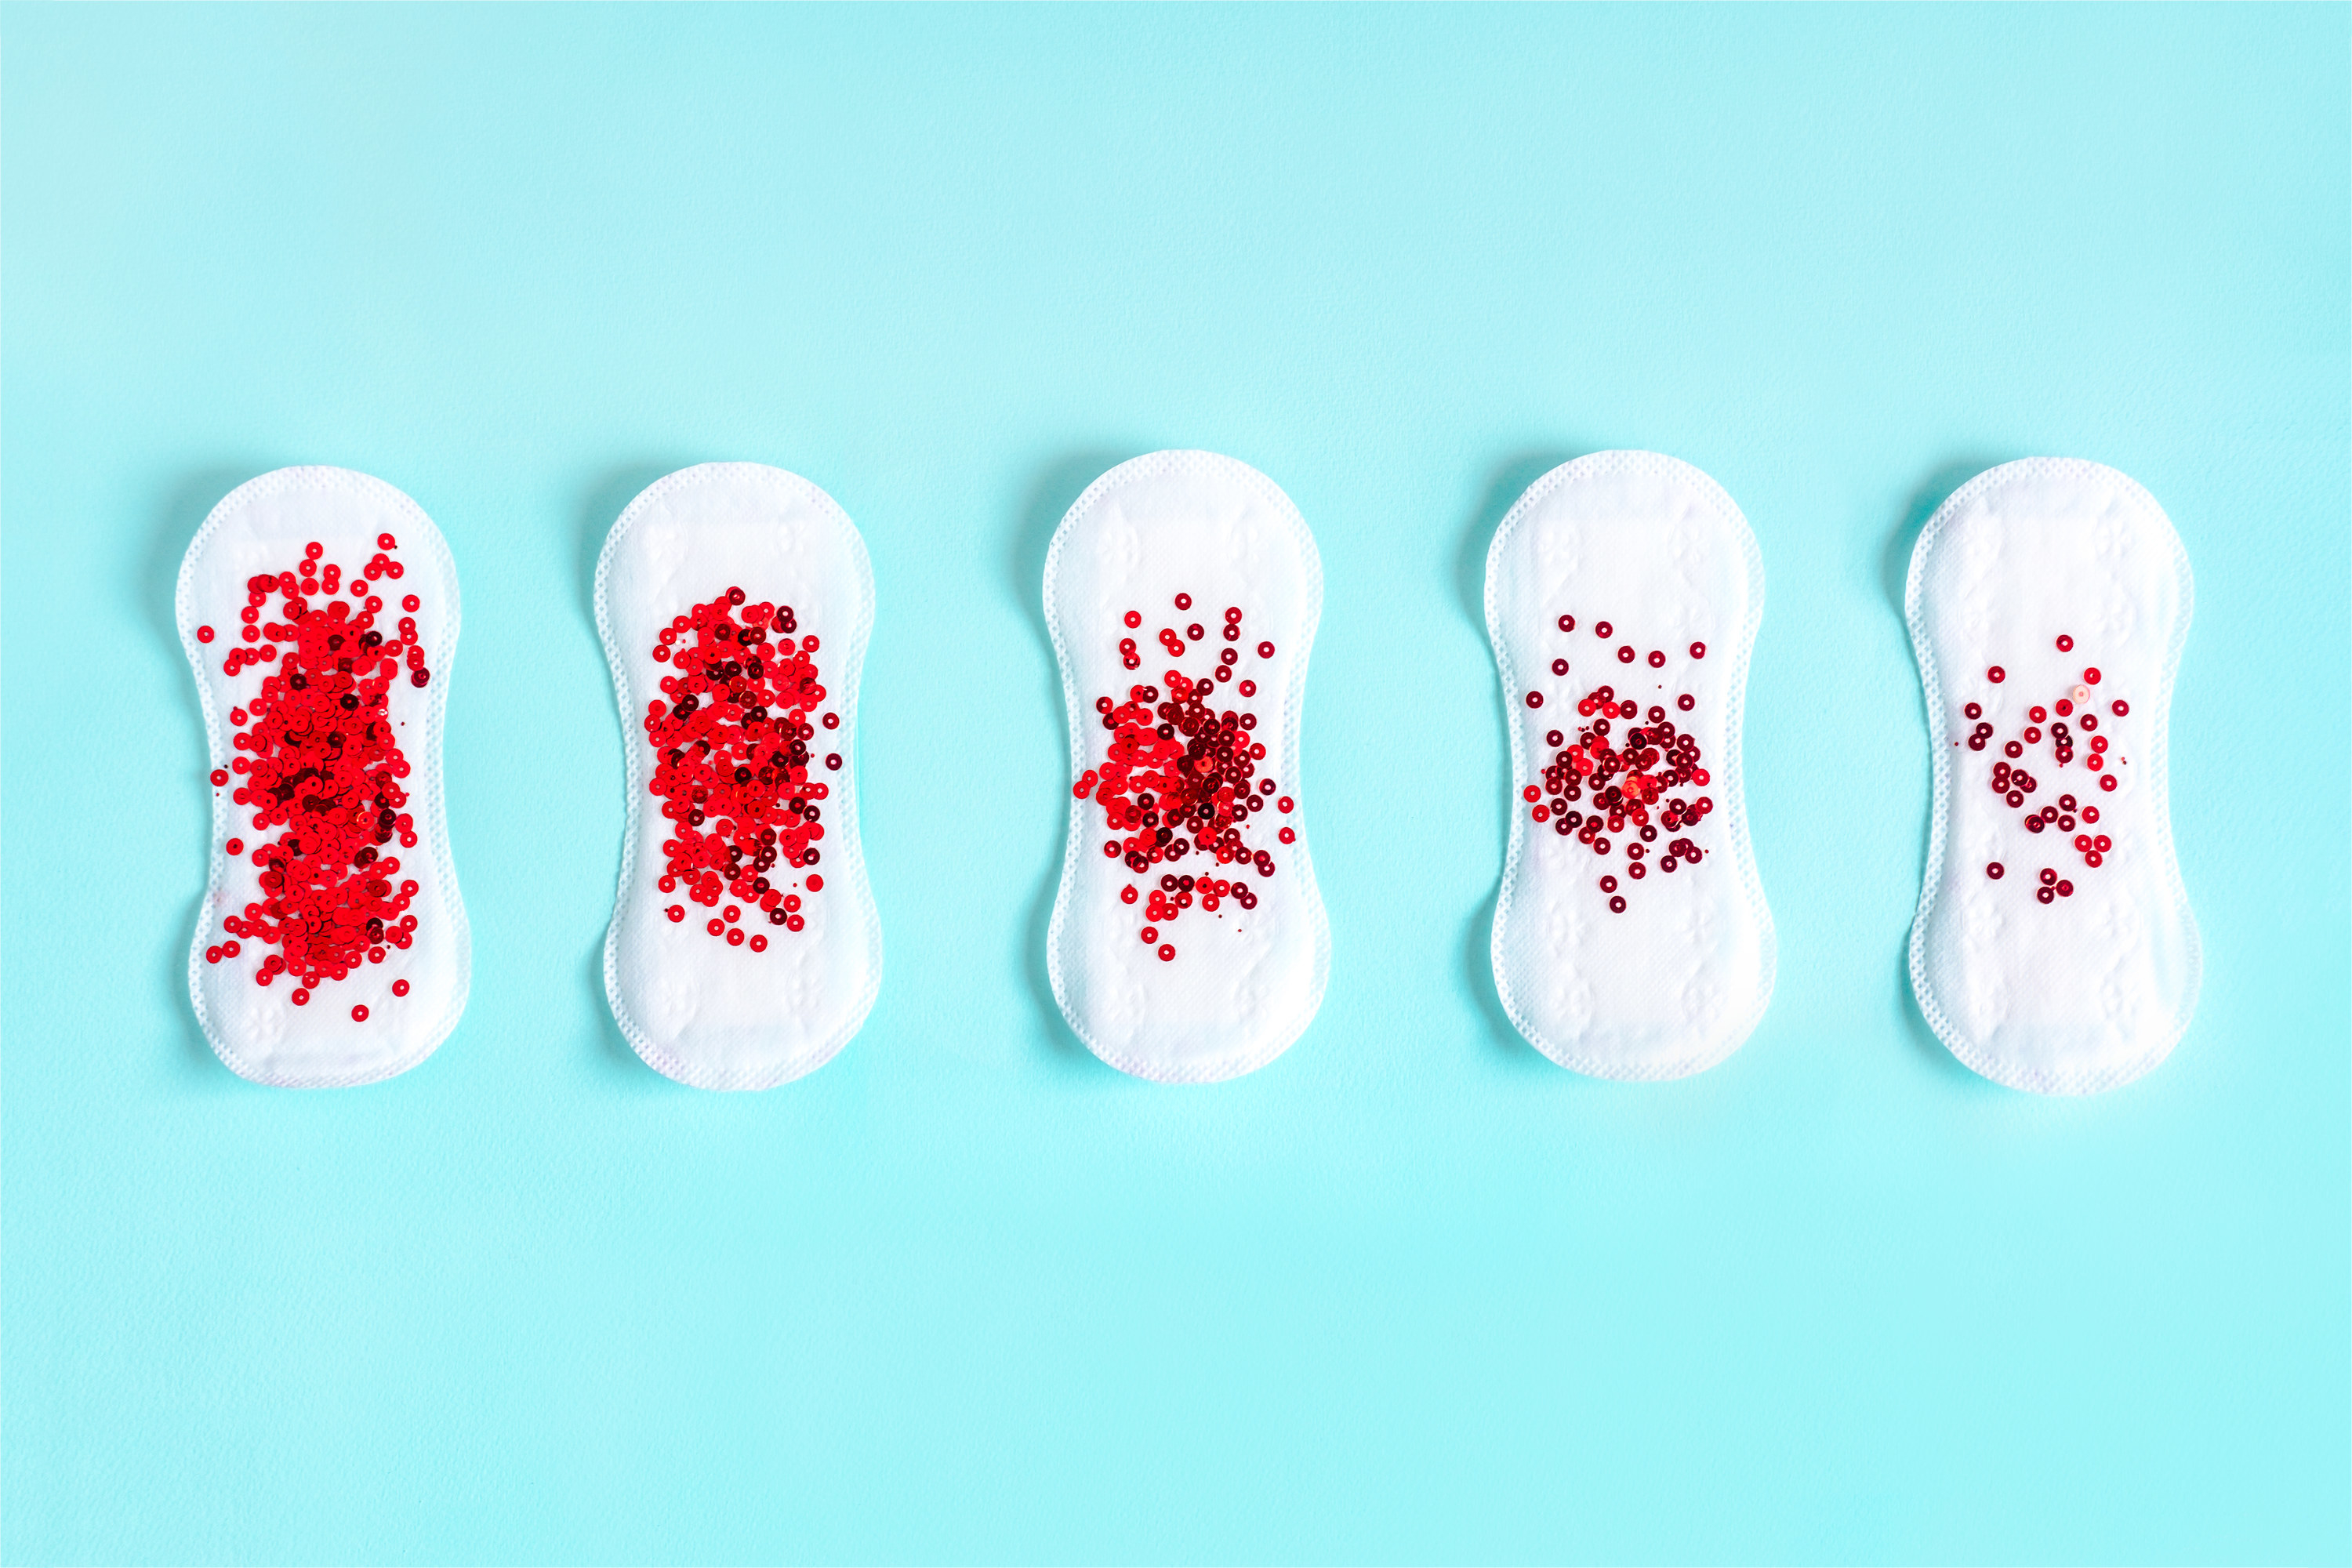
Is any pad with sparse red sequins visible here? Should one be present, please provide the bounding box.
[1485,452,1775,1079]
[1907,459,2200,1093]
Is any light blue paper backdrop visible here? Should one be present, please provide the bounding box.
[4,5,2346,1563]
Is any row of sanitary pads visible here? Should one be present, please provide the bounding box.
[179,455,2198,1094]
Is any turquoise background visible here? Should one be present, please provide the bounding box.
[3,5,2346,1563]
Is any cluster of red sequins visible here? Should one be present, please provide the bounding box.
[1969,636,2129,905]
[197,534,426,1021]
[1076,592,1287,963]
[644,588,837,954]
[1522,615,1713,916]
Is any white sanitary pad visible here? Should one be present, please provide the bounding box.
[596,463,880,1090]
[1044,451,1330,1082]
[177,466,469,1087]
[1485,452,1775,1079]
[1906,458,2199,1094]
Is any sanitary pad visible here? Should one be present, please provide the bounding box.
[178,466,469,1087]
[1044,451,1330,1082]
[597,463,881,1090]
[1906,458,2199,1094]
[1485,452,1774,1079]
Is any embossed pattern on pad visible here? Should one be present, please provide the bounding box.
[597,464,881,1090]
[1485,452,1774,1080]
[1044,452,1329,1083]
[1907,459,2199,1094]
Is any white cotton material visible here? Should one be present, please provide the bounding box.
[1485,452,1775,1080]
[1044,451,1330,1083]
[1907,459,2199,1094]
[596,463,880,1091]
[177,466,469,1087]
